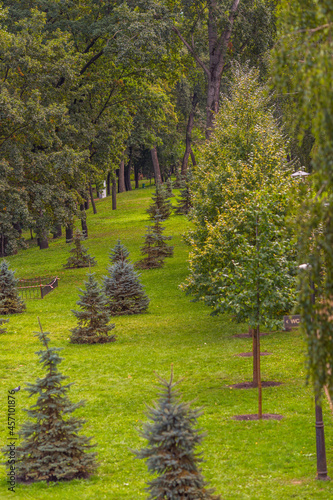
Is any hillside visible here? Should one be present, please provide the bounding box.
[1,186,333,499]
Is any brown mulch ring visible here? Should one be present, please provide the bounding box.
[233,332,271,338]
[233,413,284,421]
[234,352,272,357]
[229,381,282,389]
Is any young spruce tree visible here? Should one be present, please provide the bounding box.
[175,171,193,215]
[147,183,172,220]
[165,178,175,197]
[0,260,25,314]
[13,320,98,483]
[135,366,220,500]
[103,241,149,315]
[109,239,130,264]
[136,211,173,269]
[63,230,96,269]
[70,272,116,344]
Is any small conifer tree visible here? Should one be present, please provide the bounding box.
[135,366,220,500]
[147,183,172,220]
[109,239,130,264]
[104,242,149,315]
[0,260,25,314]
[152,211,174,258]
[165,178,175,197]
[135,226,164,270]
[136,212,173,269]
[12,320,98,483]
[0,318,9,333]
[63,230,96,269]
[175,171,192,215]
[70,273,116,344]
[174,163,183,188]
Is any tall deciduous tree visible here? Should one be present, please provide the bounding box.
[169,0,277,136]
[181,66,297,415]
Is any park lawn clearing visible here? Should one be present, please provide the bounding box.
[1,184,333,499]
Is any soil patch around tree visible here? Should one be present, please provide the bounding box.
[229,381,282,389]
[233,413,284,421]
[233,332,271,338]
[234,352,272,357]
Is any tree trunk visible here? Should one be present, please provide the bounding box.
[38,232,49,249]
[251,327,258,387]
[66,225,73,243]
[118,159,126,193]
[106,172,111,196]
[52,225,62,239]
[125,159,132,191]
[0,233,7,257]
[80,205,88,238]
[173,0,240,139]
[112,176,117,210]
[151,146,162,184]
[182,93,198,175]
[255,212,262,418]
[84,199,89,210]
[89,181,97,214]
[134,163,139,189]
[256,325,262,419]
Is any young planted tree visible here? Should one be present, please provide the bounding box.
[165,178,175,197]
[147,183,172,220]
[135,367,220,500]
[175,171,193,215]
[152,211,174,258]
[135,226,164,270]
[70,273,116,344]
[103,242,149,315]
[12,320,98,482]
[0,260,25,314]
[63,230,97,269]
[182,65,297,417]
[109,239,130,264]
[136,212,173,269]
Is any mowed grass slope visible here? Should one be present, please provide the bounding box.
[1,184,333,500]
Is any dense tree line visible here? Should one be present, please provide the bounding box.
[1,0,280,256]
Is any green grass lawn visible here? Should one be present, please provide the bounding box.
[1,184,333,499]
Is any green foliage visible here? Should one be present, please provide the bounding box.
[103,241,149,315]
[0,8,87,245]
[64,230,97,269]
[0,260,25,314]
[70,273,116,344]
[10,321,98,483]
[0,318,9,333]
[147,184,172,221]
[182,65,297,330]
[175,171,192,215]
[272,1,333,396]
[135,367,220,500]
[165,178,175,198]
